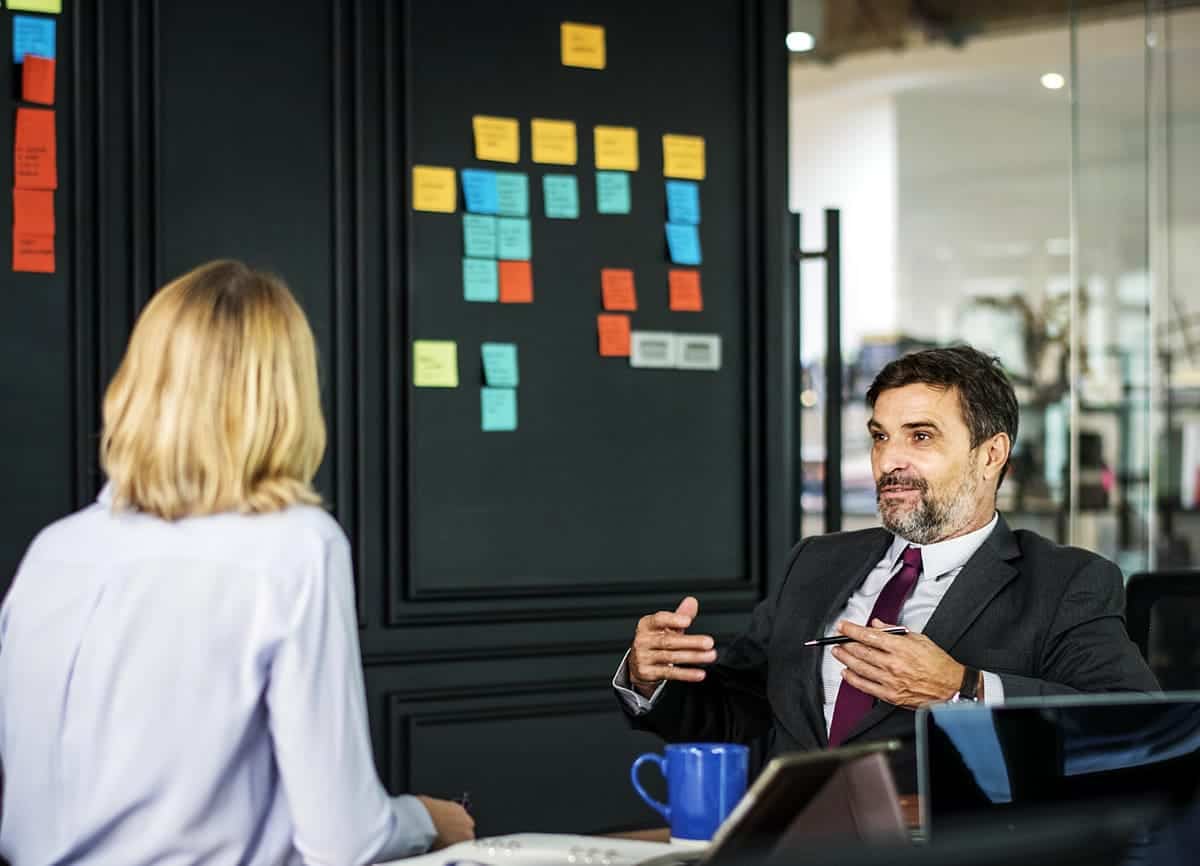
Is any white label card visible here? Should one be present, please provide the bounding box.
[630,331,677,368]
[675,334,722,371]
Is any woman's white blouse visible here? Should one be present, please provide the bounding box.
[0,490,434,865]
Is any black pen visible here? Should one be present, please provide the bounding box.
[803,625,909,647]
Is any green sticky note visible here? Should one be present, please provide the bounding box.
[463,214,497,258]
[413,340,458,388]
[496,172,530,217]
[481,342,519,387]
[596,171,631,215]
[481,387,518,431]
[497,217,531,260]
[463,258,498,302]
[8,0,63,12]
[542,174,580,219]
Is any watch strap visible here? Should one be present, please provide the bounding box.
[959,665,981,701]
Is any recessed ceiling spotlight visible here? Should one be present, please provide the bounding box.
[786,31,815,53]
[1041,72,1066,90]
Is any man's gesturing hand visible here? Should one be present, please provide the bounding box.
[628,596,717,698]
[831,618,969,709]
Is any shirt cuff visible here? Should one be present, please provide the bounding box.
[613,649,667,714]
[377,794,438,861]
[981,670,1005,705]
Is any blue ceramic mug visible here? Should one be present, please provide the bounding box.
[630,743,749,843]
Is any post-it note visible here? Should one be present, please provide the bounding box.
[665,223,702,266]
[663,134,706,180]
[594,125,638,171]
[676,334,722,370]
[413,340,459,388]
[13,231,54,273]
[461,169,499,214]
[463,258,498,302]
[601,268,637,311]
[561,22,605,69]
[473,115,520,164]
[499,260,533,303]
[630,332,678,369]
[597,314,632,357]
[531,118,577,165]
[495,172,530,216]
[669,269,703,311]
[481,387,518,432]
[665,180,700,225]
[542,174,579,219]
[497,217,531,260]
[412,165,456,213]
[9,1,64,12]
[481,342,519,387]
[22,55,55,105]
[14,107,56,190]
[12,15,55,62]
[13,189,54,234]
[596,171,631,215]
[463,214,498,258]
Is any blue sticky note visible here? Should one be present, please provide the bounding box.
[461,169,499,214]
[463,258,498,302]
[481,342,519,387]
[596,171,631,215]
[13,15,55,63]
[542,174,579,219]
[495,172,530,217]
[665,223,702,266]
[481,387,518,432]
[497,217,532,260]
[463,214,497,258]
[666,180,701,225]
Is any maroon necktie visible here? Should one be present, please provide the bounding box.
[827,545,923,747]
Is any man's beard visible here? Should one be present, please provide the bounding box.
[876,468,979,544]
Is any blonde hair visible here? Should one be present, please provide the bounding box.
[101,260,326,519]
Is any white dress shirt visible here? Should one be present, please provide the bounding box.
[614,514,1004,729]
[0,488,434,866]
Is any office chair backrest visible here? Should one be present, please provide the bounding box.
[1126,571,1200,690]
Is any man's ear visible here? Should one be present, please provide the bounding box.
[981,432,1012,482]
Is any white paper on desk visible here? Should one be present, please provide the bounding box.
[630,331,677,368]
[675,334,721,371]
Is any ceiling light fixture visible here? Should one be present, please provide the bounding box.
[1041,72,1066,90]
[786,31,815,53]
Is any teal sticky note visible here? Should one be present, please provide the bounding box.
[481,342,519,387]
[481,387,518,431]
[665,223,702,266]
[461,169,499,214]
[596,171,631,215]
[665,180,700,225]
[13,15,55,63]
[497,217,532,260]
[463,258,498,302]
[496,172,530,217]
[463,214,497,258]
[542,174,580,219]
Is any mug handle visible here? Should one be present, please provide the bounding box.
[630,753,670,820]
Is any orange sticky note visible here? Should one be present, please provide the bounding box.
[597,313,631,357]
[498,260,533,303]
[669,269,703,311]
[22,56,56,105]
[601,268,637,311]
[14,107,57,189]
[13,231,54,273]
[13,189,54,234]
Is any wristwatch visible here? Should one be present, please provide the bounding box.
[950,666,981,703]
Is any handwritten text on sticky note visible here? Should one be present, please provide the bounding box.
[662,134,706,180]
[412,165,456,213]
[473,115,520,163]
[531,118,578,166]
[481,342,519,387]
[413,340,459,388]
[596,171,631,215]
[601,268,637,311]
[561,22,605,69]
[594,125,638,171]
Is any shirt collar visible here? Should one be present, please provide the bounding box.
[886,511,999,580]
[97,482,114,507]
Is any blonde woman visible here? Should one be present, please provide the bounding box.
[0,261,473,865]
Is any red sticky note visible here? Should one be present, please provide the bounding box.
[498,260,533,303]
[601,268,637,311]
[669,269,703,312]
[13,231,55,273]
[22,56,56,106]
[13,189,54,234]
[597,313,631,357]
[14,107,57,190]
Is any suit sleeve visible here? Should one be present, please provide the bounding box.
[998,557,1160,698]
[618,541,808,745]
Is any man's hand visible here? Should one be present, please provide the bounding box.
[831,618,966,709]
[628,597,717,698]
[416,795,475,850]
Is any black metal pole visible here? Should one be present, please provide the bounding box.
[824,210,843,534]
[791,211,804,544]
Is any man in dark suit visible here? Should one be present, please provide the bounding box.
[613,346,1159,792]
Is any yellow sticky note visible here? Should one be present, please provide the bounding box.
[8,0,63,11]
[473,115,520,164]
[413,340,459,388]
[561,22,605,70]
[594,126,639,171]
[412,165,456,213]
[531,118,578,166]
[663,134,706,180]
